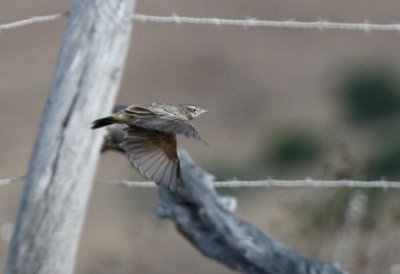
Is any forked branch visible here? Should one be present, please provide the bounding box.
[103,124,346,274]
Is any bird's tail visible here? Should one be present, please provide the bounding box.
[91,116,119,129]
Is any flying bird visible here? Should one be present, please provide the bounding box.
[92,103,207,190]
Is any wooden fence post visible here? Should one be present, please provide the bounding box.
[5,0,135,273]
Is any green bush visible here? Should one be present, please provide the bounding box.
[267,129,321,168]
[341,66,400,123]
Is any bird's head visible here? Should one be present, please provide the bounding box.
[181,104,208,120]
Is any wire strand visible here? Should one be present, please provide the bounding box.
[64,178,400,189]
[131,14,400,33]
[0,12,68,32]
[2,176,399,188]
[0,176,25,186]
[2,11,400,33]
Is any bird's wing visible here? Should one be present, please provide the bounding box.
[122,126,181,190]
[124,104,186,121]
[124,105,157,119]
[130,117,206,143]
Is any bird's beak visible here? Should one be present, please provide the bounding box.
[198,108,208,115]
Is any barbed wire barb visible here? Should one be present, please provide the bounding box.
[2,11,400,33]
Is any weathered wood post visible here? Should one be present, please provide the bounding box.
[5,0,135,273]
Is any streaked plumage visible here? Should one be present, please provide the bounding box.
[92,103,207,189]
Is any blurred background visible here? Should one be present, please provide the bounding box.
[1,1,400,273]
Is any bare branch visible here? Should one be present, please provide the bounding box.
[156,150,346,274]
[100,122,347,274]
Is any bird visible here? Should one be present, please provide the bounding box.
[91,102,207,190]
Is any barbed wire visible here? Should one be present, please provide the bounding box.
[0,12,68,32]
[2,176,400,189]
[0,176,25,186]
[131,14,400,33]
[98,179,400,188]
[2,11,400,33]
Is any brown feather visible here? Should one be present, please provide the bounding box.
[122,126,181,189]
[130,117,205,143]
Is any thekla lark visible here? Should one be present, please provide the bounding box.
[92,103,207,190]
